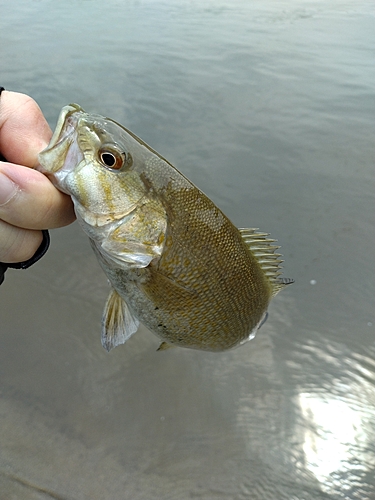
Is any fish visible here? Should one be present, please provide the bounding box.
[38,104,294,352]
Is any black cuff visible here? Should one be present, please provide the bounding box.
[0,230,50,285]
[0,262,7,286]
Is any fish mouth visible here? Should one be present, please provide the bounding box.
[48,103,83,150]
[38,104,85,175]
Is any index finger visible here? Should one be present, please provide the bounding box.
[0,91,52,167]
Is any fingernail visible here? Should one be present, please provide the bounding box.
[0,172,18,206]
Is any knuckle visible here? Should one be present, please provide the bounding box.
[0,226,42,263]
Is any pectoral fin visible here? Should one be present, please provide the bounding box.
[101,288,139,352]
[101,239,156,268]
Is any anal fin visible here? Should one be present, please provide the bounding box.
[157,341,176,351]
[101,288,139,352]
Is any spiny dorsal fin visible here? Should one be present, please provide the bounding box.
[101,288,139,352]
[239,228,294,296]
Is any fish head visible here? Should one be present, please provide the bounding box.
[38,105,167,267]
[39,104,148,228]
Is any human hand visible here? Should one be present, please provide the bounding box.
[0,90,75,268]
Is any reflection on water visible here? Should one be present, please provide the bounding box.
[300,395,366,490]
[1,0,374,498]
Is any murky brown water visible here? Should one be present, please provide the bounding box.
[1,0,374,498]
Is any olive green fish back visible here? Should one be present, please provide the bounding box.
[138,184,273,351]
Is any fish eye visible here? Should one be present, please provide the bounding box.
[98,147,125,171]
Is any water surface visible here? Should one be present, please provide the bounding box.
[0,1,374,498]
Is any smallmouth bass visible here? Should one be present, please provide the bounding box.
[38,104,293,352]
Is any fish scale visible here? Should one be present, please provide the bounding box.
[38,104,294,352]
